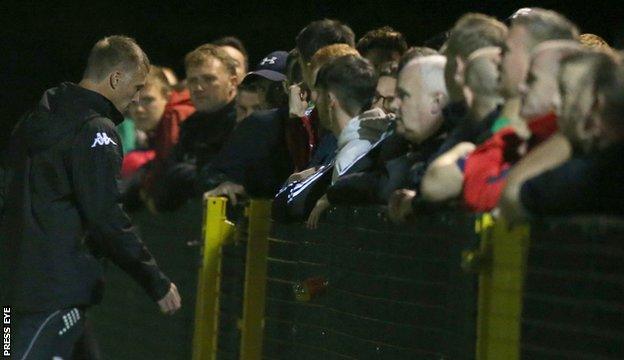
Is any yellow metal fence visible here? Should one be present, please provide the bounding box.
[192,198,623,360]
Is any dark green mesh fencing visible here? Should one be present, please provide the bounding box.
[522,217,624,360]
[261,206,478,359]
[88,203,478,359]
[89,200,203,360]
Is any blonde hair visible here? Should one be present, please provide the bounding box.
[145,66,171,97]
[310,44,360,73]
[580,33,610,50]
[184,43,238,75]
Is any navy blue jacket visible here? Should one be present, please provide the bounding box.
[198,107,294,197]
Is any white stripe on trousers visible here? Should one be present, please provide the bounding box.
[20,310,61,360]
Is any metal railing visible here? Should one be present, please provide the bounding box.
[192,199,624,360]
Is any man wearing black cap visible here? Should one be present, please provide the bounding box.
[199,51,294,204]
[235,51,288,122]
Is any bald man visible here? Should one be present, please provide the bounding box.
[393,55,449,144]
[325,56,451,212]
[386,55,452,223]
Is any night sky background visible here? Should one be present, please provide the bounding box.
[2,0,624,151]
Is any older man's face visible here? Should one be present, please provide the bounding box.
[558,61,597,151]
[519,51,561,120]
[219,45,246,84]
[500,25,531,98]
[392,65,444,144]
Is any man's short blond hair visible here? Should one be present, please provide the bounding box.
[184,43,238,76]
[83,35,150,82]
[444,13,508,60]
[310,44,360,73]
[579,33,610,50]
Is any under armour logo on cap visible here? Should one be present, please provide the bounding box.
[91,132,117,148]
[261,56,278,65]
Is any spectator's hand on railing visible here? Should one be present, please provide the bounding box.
[287,167,317,184]
[204,181,247,207]
[157,282,181,315]
[388,189,417,224]
[307,195,331,229]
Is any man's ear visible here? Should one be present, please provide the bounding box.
[109,71,122,90]
[455,56,466,86]
[462,85,474,109]
[328,91,339,109]
[229,75,239,92]
[577,95,603,143]
[587,94,607,136]
[431,91,447,115]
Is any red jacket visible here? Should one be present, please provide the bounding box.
[154,89,196,161]
[285,107,320,171]
[121,89,195,179]
[462,112,558,212]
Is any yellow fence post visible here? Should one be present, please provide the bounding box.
[192,197,234,360]
[239,199,272,360]
[476,216,530,360]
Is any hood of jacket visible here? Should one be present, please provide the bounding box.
[337,108,392,149]
[15,82,123,154]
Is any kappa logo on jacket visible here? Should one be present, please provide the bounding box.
[90,132,117,148]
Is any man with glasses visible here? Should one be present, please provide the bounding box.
[372,61,398,115]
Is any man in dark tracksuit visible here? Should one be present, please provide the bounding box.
[0,36,181,359]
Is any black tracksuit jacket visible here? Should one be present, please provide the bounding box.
[0,83,171,312]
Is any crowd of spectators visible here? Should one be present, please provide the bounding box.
[116,7,623,227]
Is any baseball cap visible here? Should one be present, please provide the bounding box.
[242,51,288,83]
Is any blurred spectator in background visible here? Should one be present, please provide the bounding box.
[121,66,171,179]
[372,61,398,115]
[501,50,624,222]
[214,36,249,85]
[421,46,503,203]
[286,19,356,172]
[431,13,507,160]
[499,7,579,125]
[120,65,196,211]
[422,41,582,210]
[397,46,439,71]
[356,26,408,73]
[161,66,179,87]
